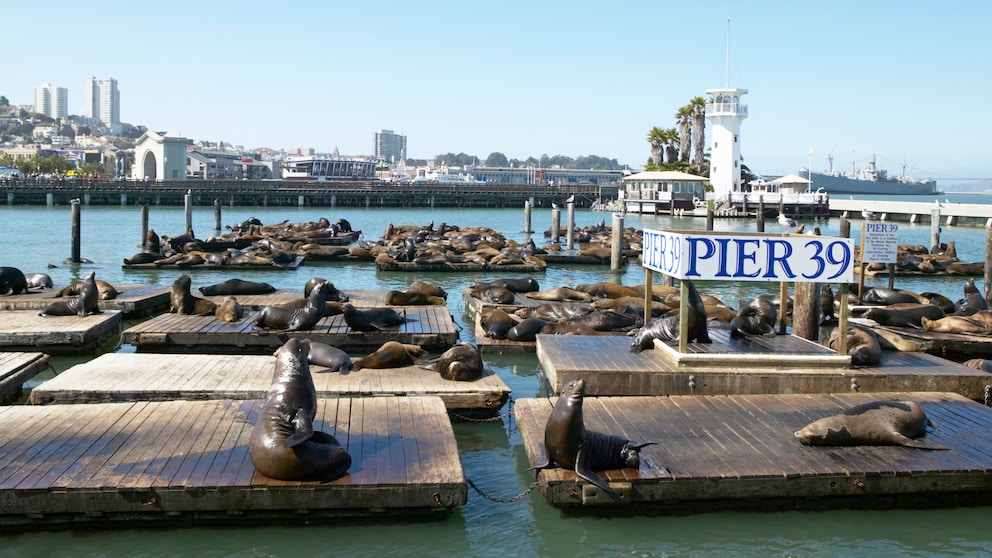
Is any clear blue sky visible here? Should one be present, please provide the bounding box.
[6,0,990,180]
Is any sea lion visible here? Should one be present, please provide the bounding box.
[825,324,882,366]
[303,277,348,302]
[123,251,163,265]
[560,309,642,332]
[964,358,992,373]
[407,280,447,299]
[794,400,945,449]
[308,341,352,374]
[574,282,642,299]
[24,273,53,289]
[341,304,410,332]
[169,274,217,316]
[0,267,29,295]
[506,317,549,342]
[954,278,988,313]
[480,307,519,330]
[516,303,591,322]
[198,278,276,296]
[385,290,445,306]
[527,379,655,495]
[57,278,119,300]
[469,285,515,305]
[539,323,602,336]
[861,287,925,305]
[470,278,540,293]
[729,296,778,339]
[630,279,711,352]
[921,315,992,335]
[249,338,352,481]
[524,287,593,302]
[214,295,244,322]
[252,282,330,331]
[419,343,484,381]
[352,341,423,370]
[820,285,836,321]
[39,271,102,317]
[862,303,944,327]
[592,296,672,317]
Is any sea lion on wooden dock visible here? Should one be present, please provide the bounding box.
[352,341,423,370]
[39,271,101,317]
[794,400,945,449]
[251,282,330,331]
[249,338,351,481]
[825,324,882,366]
[861,287,926,305]
[198,278,275,296]
[921,314,992,335]
[468,285,515,305]
[862,303,944,328]
[729,296,777,339]
[341,304,410,332]
[169,274,217,316]
[630,279,710,352]
[385,289,446,306]
[214,296,244,322]
[560,309,642,332]
[574,282,641,299]
[507,317,549,342]
[23,273,53,289]
[527,379,655,495]
[419,343,484,381]
[57,278,119,300]
[307,341,352,374]
[407,280,447,299]
[469,277,540,293]
[303,277,348,302]
[954,278,988,314]
[524,287,593,302]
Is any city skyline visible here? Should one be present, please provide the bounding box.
[5,1,991,181]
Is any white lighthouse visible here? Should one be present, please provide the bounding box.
[705,86,748,202]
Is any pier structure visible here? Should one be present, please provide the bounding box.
[829,198,992,227]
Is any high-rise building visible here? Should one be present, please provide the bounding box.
[83,77,121,134]
[33,84,68,119]
[374,129,406,163]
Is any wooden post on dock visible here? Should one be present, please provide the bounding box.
[523,200,533,233]
[610,213,623,272]
[839,217,850,239]
[140,204,149,249]
[857,221,867,303]
[931,208,941,249]
[566,201,575,250]
[756,196,765,233]
[778,281,789,335]
[213,199,222,231]
[184,190,192,233]
[706,209,714,231]
[678,279,689,353]
[837,283,850,356]
[70,199,81,264]
[643,268,653,324]
[793,230,821,341]
[551,207,561,245]
[985,225,992,306]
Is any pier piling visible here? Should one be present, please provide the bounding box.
[184,191,192,233]
[523,201,532,233]
[985,226,992,306]
[140,205,149,248]
[566,201,575,250]
[931,208,941,249]
[214,199,221,231]
[70,199,81,264]
[610,213,623,272]
[551,207,561,245]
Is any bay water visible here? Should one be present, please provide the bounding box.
[1,194,992,557]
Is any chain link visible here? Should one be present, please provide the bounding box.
[984,384,991,407]
[466,478,539,503]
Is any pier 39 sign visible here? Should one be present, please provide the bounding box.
[642,229,855,283]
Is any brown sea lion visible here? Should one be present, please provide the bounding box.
[385,290,446,306]
[516,303,591,322]
[169,274,218,316]
[794,400,944,449]
[39,271,101,317]
[630,279,710,352]
[955,278,988,313]
[123,251,163,265]
[341,304,410,332]
[57,278,119,300]
[419,343,484,381]
[574,282,641,299]
[407,280,447,299]
[198,278,275,296]
[592,296,672,317]
[469,285,515,304]
[524,287,593,302]
[862,303,944,328]
[527,379,655,495]
[251,282,330,330]
[214,295,244,322]
[480,307,519,331]
[825,325,881,366]
[469,277,540,293]
[921,315,992,335]
[352,341,423,370]
[249,338,352,481]
[308,341,352,374]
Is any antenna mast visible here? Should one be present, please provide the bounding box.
[724,18,731,88]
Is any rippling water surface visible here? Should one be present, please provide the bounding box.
[3,196,992,557]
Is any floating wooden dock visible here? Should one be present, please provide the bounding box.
[123,256,304,271]
[474,313,535,355]
[29,352,510,414]
[0,311,122,355]
[0,353,50,404]
[0,396,465,530]
[517,391,992,514]
[121,306,458,353]
[538,249,625,266]
[199,289,390,310]
[0,285,170,318]
[872,325,992,360]
[375,261,546,273]
[536,333,992,400]
[461,286,549,315]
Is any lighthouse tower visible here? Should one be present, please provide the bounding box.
[705,86,748,202]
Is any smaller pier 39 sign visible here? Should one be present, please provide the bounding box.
[641,229,855,283]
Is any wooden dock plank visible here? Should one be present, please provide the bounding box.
[536,334,992,400]
[0,285,171,317]
[0,352,49,404]
[516,391,992,514]
[0,311,122,355]
[30,353,509,412]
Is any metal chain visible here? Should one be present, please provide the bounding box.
[466,478,539,503]
[984,384,991,407]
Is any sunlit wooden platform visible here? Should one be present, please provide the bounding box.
[0,285,170,318]
[123,256,304,271]
[120,306,458,353]
[198,289,388,310]
[537,249,622,266]
[0,353,50,404]
[375,261,546,273]
[536,333,992,400]
[0,311,122,355]
[0,396,465,530]
[873,324,992,360]
[517,391,992,514]
[30,352,510,414]
[461,286,551,315]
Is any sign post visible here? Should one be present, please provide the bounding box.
[861,221,900,291]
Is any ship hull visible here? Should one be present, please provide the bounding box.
[806,171,937,196]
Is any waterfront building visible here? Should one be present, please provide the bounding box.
[187,150,275,180]
[82,77,121,135]
[374,130,406,163]
[620,170,708,214]
[33,84,68,119]
[132,131,193,181]
[468,166,622,185]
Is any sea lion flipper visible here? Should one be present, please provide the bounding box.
[285,413,315,448]
[893,434,949,450]
[574,446,615,494]
[525,458,551,473]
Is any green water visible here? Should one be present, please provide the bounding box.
[2,201,992,557]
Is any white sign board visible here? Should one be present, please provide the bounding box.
[862,222,900,264]
[641,229,855,283]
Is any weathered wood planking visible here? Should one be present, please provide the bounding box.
[0,396,465,530]
[198,289,389,310]
[537,334,992,400]
[121,306,458,353]
[29,352,510,412]
[123,256,304,271]
[474,312,535,355]
[0,353,50,404]
[0,311,122,355]
[517,391,992,514]
[0,285,171,318]
[873,324,992,360]
[376,261,546,273]
[461,286,567,316]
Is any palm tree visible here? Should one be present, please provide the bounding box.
[662,128,679,164]
[675,105,693,163]
[646,126,666,166]
[689,96,707,172]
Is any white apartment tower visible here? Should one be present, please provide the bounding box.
[83,77,121,134]
[33,84,68,119]
[374,129,407,163]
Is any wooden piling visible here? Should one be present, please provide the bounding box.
[70,200,81,263]
[793,228,821,341]
[931,208,941,249]
[551,207,561,245]
[523,200,533,233]
[610,213,623,272]
[566,201,575,250]
[985,225,992,306]
[184,190,192,233]
[213,199,222,231]
[140,204,149,249]
[756,196,765,233]
[839,217,850,238]
[706,208,714,231]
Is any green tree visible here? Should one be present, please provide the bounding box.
[78,162,105,177]
[485,152,508,167]
[0,96,8,106]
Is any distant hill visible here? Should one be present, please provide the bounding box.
[943,179,992,193]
